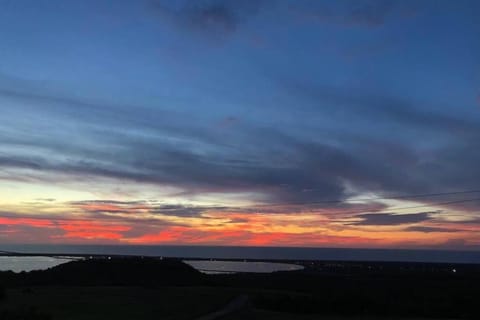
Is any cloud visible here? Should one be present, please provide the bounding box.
[0,213,131,243]
[291,0,416,28]
[70,198,380,220]
[403,226,461,233]
[151,204,227,217]
[34,198,57,202]
[0,136,354,205]
[2,74,480,213]
[124,226,383,246]
[290,0,417,28]
[348,0,396,27]
[350,211,436,226]
[218,116,239,129]
[70,200,229,218]
[71,200,146,206]
[151,0,263,40]
[280,80,480,135]
[1,114,479,213]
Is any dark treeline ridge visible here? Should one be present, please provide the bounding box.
[1,257,480,319]
[0,257,202,287]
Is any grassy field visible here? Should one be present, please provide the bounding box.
[222,309,449,320]
[0,286,235,320]
[0,285,462,320]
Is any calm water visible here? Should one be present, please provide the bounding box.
[184,260,304,274]
[1,245,479,264]
[0,256,74,273]
[0,256,302,274]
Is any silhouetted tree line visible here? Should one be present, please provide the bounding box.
[0,258,205,287]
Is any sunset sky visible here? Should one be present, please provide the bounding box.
[1,0,480,249]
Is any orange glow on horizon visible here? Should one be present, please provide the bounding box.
[1,199,478,249]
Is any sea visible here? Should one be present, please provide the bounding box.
[0,256,75,273]
[1,245,479,263]
[184,260,305,274]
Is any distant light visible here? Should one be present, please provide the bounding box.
[452,268,456,273]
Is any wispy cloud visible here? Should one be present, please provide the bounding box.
[71,200,229,218]
[290,0,416,28]
[1,0,479,248]
[151,0,263,40]
[403,226,461,233]
[350,211,436,226]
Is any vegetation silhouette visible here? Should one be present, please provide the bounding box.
[1,257,480,319]
[0,257,204,287]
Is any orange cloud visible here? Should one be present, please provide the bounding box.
[57,231,125,240]
[125,225,383,247]
[58,221,131,240]
[0,215,130,241]
[0,217,54,228]
[2,198,479,248]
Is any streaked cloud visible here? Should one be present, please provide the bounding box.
[403,226,461,233]
[290,0,416,28]
[151,0,264,40]
[0,0,479,248]
[350,212,436,226]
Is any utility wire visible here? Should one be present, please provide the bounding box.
[239,189,480,208]
[385,198,480,212]
[242,198,480,217]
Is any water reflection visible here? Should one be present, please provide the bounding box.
[0,256,74,273]
[184,260,304,274]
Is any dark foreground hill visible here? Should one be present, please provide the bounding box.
[0,257,205,287]
[1,257,480,319]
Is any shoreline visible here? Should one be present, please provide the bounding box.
[2,253,480,268]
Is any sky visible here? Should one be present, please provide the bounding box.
[0,0,480,249]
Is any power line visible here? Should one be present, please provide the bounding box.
[380,197,480,212]
[240,197,480,217]
[238,189,480,208]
